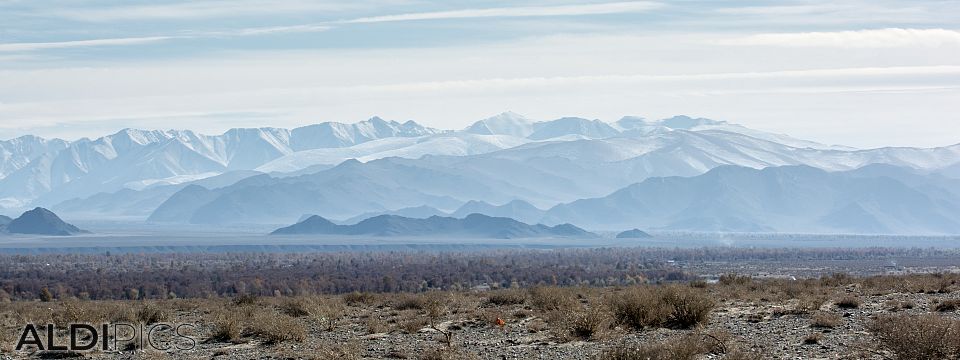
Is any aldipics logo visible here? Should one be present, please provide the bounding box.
[14,323,197,353]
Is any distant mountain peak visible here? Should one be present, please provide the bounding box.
[659,115,726,129]
[465,112,535,137]
[5,207,86,236]
[616,228,653,238]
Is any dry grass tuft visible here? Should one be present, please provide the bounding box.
[810,312,841,329]
[136,303,169,324]
[529,287,578,312]
[597,335,713,360]
[210,311,245,343]
[834,296,861,309]
[343,291,378,306]
[550,305,612,341]
[247,310,306,344]
[869,314,960,360]
[934,299,960,312]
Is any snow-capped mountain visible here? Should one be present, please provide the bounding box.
[0,118,440,208]
[3,112,959,232]
[0,135,69,180]
[528,117,621,140]
[256,132,528,173]
[148,129,960,226]
[464,112,535,138]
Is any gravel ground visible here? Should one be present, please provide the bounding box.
[3,289,959,360]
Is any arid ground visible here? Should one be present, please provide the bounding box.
[2,272,960,360]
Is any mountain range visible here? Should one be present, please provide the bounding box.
[2,112,958,234]
[271,213,594,239]
[540,164,960,234]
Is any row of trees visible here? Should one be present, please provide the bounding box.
[1,247,955,301]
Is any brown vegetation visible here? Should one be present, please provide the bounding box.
[869,314,960,360]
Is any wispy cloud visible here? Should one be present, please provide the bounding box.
[719,28,960,48]
[0,24,333,52]
[342,1,663,24]
[46,0,368,21]
[0,1,662,52]
[346,65,960,92]
[196,24,332,37]
[0,36,175,52]
[715,4,846,15]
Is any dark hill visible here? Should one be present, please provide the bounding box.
[5,207,86,236]
[271,213,595,239]
[616,229,652,238]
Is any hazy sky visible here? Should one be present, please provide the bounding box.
[1,0,959,148]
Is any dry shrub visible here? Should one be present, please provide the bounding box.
[248,310,306,344]
[834,296,861,309]
[661,286,715,328]
[399,312,429,334]
[343,291,377,306]
[869,314,960,360]
[392,294,426,311]
[608,287,670,330]
[529,287,578,312]
[364,315,389,334]
[421,292,449,324]
[609,286,714,330]
[485,289,527,306]
[136,303,169,324]
[232,294,258,306]
[796,295,827,313]
[598,335,709,360]
[108,304,138,323]
[934,299,960,312]
[278,297,312,317]
[810,312,841,328]
[312,340,363,360]
[210,311,244,343]
[549,305,611,341]
[51,300,107,327]
[310,297,346,331]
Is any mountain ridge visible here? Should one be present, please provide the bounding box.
[271,213,595,238]
[541,164,960,234]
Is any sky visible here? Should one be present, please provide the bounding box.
[0,0,958,148]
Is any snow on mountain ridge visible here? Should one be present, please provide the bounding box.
[0,117,441,208]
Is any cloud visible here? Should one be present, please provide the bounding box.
[46,0,369,22]
[0,36,176,52]
[0,1,659,53]
[197,24,332,37]
[719,28,960,48]
[342,1,663,24]
[0,25,332,52]
[715,4,847,15]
